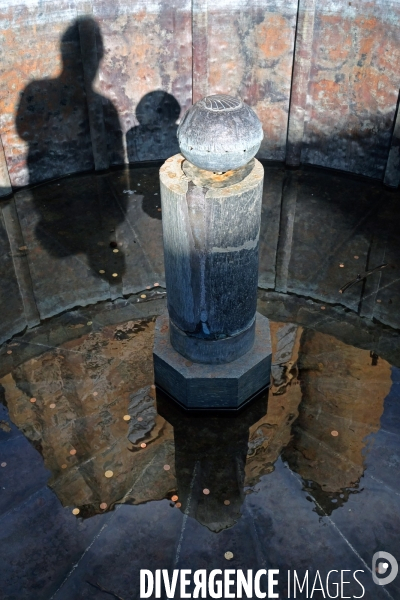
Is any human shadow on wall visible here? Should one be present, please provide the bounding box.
[126,91,180,222]
[15,17,127,284]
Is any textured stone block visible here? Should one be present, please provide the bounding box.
[153,312,272,409]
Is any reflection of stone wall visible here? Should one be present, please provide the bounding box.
[0,318,177,517]
[245,322,303,486]
[284,330,391,507]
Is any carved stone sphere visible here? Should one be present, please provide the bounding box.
[177,94,264,172]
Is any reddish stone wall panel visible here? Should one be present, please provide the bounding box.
[204,0,298,160]
[302,1,400,178]
[93,0,192,164]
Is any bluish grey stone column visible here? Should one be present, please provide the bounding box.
[153,94,272,408]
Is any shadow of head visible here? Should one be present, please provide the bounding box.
[136,91,180,129]
[126,91,181,163]
[61,16,104,83]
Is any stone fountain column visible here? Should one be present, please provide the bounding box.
[153,94,272,409]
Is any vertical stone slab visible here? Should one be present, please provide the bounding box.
[286,0,317,166]
[0,135,12,198]
[384,96,400,188]
[2,199,40,329]
[258,165,286,289]
[93,0,192,165]
[0,1,94,187]
[198,0,298,161]
[14,176,111,320]
[0,201,27,344]
[275,171,298,293]
[78,11,110,171]
[192,0,209,104]
[301,1,400,178]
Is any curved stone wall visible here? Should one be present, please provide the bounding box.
[1,0,400,197]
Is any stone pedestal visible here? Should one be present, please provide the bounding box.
[153,312,272,409]
[159,153,264,364]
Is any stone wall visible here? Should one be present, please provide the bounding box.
[1,0,400,195]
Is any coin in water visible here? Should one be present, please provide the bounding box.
[61,464,67,469]
[146,286,151,289]
[339,263,344,267]
[163,465,171,471]
[49,403,56,409]
[123,415,131,421]
[1,462,6,467]
[6,350,12,355]
[99,269,105,274]
[175,502,182,508]
[140,294,146,299]
[70,449,77,455]
[224,552,234,560]
[224,500,230,506]
[331,430,339,437]
[171,495,178,502]
[154,283,160,287]
[104,470,114,478]
[320,306,326,310]
[30,397,37,403]
[72,508,80,515]
[140,443,147,448]
[93,392,98,396]
[137,417,143,422]
[203,488,210,495]
[100,502,108,510]
[113,249,119,253]
[112,273,118,277]
[87,321,92,326]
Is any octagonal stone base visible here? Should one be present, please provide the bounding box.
[153,312,272,409]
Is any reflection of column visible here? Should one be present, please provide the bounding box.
[157,388,268,532]
[283,330,392,514]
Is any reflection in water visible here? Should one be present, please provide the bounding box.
[283,330,391,515]
[157,389,268,532]
[0,313,394,526]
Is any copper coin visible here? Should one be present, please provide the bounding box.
[93,392,98,396]
[1,462,6,467]
[354,255,359,259]
[99,269,105,274]
[6,350,12,355]
[320,306,326,310]
[123,415,131,421]
[49,403,56,409]
[61,464,67,469]
[140,443,147,449]
[146,286,151,289]
[154,283,160,287]
[175,502,182,508]
[376,299,382,303]
[150,385,156,390]
[171,495,178,502]
[112,273,118,277]
[339,263,344,267]
[70,449,77,455]
[158,208,161,212]
[30,397,37,403]
[224,500,230,506]
[72,508,80,515]
[104,470,114,478]
[225,551,234,560]
[331,430,339,437]
[140,294,146,299]
[163,464,171,471]
[137,417,143,422]
[203,488,210,495]
[100,502,108,510]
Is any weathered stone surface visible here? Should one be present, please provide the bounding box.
[283,330,391,512]
[160,154,264,362]
[0,200,27,344]
[153,312,272,408]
